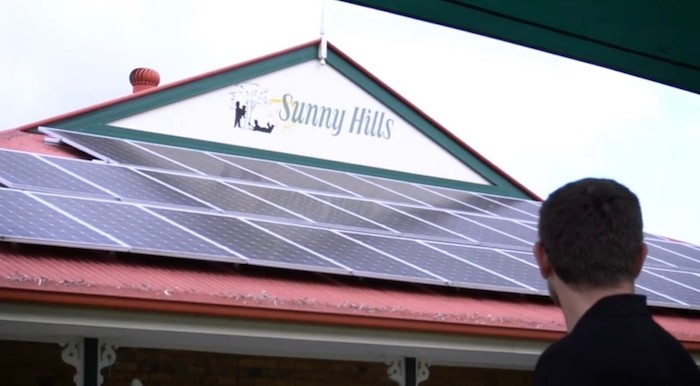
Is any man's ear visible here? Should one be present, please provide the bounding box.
[632,242,648,278]
[534,241,553,279]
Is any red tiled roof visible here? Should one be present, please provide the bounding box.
[1,244,699,350]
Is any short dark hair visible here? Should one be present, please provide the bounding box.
[538,178,644,288]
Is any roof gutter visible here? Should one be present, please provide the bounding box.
[2,287,699,352]
[0,287,560,339]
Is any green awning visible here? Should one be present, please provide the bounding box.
[341,1,700,95]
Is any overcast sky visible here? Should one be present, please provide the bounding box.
[2,0,699,245]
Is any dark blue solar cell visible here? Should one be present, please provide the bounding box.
[141,171,305,221]
[495,250,548,292]
[291,165,423,205]
[347,233,526,290]
[219,155,346,194]
[425,186,537,221]
[256,222,440,283]
[0,150,111,197]
[427,242,542,292]
[0,190,124,250]
[637,270,698,308]
[480,194,542,217]
[646,242,700,271]
[233,184,386,231]
[358,176,486,213]
[390,205,531,247]
[313,195,460,240]
[37,194,237,260]
[139,143,278,184]
[47,130,191,171]
[152,209,346,272]
[452,213,537,246]
[48,158,207,208]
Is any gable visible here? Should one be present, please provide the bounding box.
[110,61,488,184]
[43,41,534,199]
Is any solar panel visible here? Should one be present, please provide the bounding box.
[47,157,208,208]
[649,240,700,265]
[646,242,700,270]
[0,149,111,198]
[289,165,424,205]
[389,205,532,248]
[0,189,124,250]
[232,184,389,232]
[358,175,488,213]
[138,142,280,184]
[255,222,443,284]
[424,185,538,221]
[35,194,240,261]
[637,270,697,308]
[347,232,528,290]
[151,209,347,273]
[313,194,463,241]
[218,154,348,194]
[452,213,537,246]
[44,129,192,172]
[480,194,542,217]
[139,171,305,221]
[18,128,700,311]
[426,242,543,293]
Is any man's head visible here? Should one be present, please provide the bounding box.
[535,178,646,290]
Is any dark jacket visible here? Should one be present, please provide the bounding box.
[534,294,700,386]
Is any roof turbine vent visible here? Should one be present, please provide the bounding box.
[129,67,160,93]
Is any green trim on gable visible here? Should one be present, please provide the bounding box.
[48,44,531,199]
[52,46,317,129]
[49,124,527,199]
[324,50,523,196]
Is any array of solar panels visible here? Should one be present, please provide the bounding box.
[0,127,698,310]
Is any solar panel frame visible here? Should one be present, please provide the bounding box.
[313,194,468,241]
[645,268,700,304]
[0,149,113,198]
[646,242,700,271]
[451,212,537,247]
[139,170,308,222]
[357,175,492,214]
[46,157,210,209]
[345,232,534,290]
[478,193,542,217]
[34,193,243,262]
[423,185,538,221]
[138,142,284,185]
[217,154,348,194]
[0,189,127,251]
[42,128,194,172]
[636,269,696,309]
[288,164,428,205]
[425,241,542,294]
[150,208,349,273]
[254,221,446,285]
[232,184,392,233]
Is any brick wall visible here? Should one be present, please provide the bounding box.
[0,341,74,386]
[0,340,532,386]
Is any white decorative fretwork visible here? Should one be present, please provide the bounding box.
[60,339,84,386]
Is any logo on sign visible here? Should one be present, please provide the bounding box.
[230,83,392,139]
